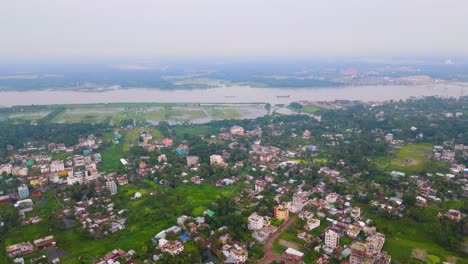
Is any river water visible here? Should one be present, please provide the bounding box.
[0,83,466,107]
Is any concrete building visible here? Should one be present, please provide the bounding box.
[106,181,117,195]
[304,219,320,231]
[324,228,340,249]
[186,155,200,167]
[17,184,29,199]
[50,160,65,173]
[248,213,264,231]
[274,204,289,220]
[384,133,394,143]
[210,155,226,166]
[291,191,309,213]
[230,125,245,136]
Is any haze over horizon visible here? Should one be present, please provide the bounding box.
[2,0,468,61]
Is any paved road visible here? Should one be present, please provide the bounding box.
[259,216,298,264]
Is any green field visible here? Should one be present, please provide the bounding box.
[302,105,320,114]
[10,103,267,125]
[362,206,466,263]
[388,143,446,173]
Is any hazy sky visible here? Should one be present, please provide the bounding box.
[1,0,468,60]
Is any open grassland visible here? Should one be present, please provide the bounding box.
[302,105,320,114]
[388,143,446,173]
[0,110,52,121]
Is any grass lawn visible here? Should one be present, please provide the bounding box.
[388,143,446,173]
[173,125,218,137]
[100,143,127,172]
[302,105,320,114]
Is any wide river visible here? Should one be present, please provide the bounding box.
[0,83,466,107]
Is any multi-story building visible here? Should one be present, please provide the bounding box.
[291,191,309,213]
[349,242,369,264]
[50,160,65,173]
[324,228,340,249]
[230,243,248,263]
[106,181,117,195]
[18,184,29,199]
[367,233,385,254]
[274,204,289,220]
[349,240,391,264]
[248,213,264,231]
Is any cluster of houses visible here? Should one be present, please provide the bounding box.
[245,176,393,263]
[6,235,56,258]
[72,197,127,239]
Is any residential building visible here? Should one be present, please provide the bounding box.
[367,233,385,254]
[18,184,29,199]
[248,213,264,231]
[347,224,361,239]
[0,163,12,175]
[33,235,55,248]
[291,191,309,213]
[210,155,226,166]
[106,181,117,195]
[274,204,289,220]
[158,239,184,256]
[229,243,248,263]
[6,242,34,257]
[304,219,320,231]
[351,207,361,219]
[282,248,304,261]
[325,193,339,203]
[324,228,340,249]
[230,125,245,136]
[50,160,65,173]
[349,242,369,264]
[254,180,267,192]
[186,155,200,167]
[384,133,394,143]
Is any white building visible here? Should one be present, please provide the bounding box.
[304,219,320,231]
[186,156,200,167]
[248,213,264,231]
[384,133,394,143]
[106,181,117,195]
[0,164,12,175]
[325,228,340,249]
[290,191,309,213]
[229,243,248,263]
[50,160,65,173]
[325,193,339,204]
[17,184,29,199]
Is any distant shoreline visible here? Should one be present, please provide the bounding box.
[0,84,466,107]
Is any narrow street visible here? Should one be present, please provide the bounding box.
[259,216,298,264]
